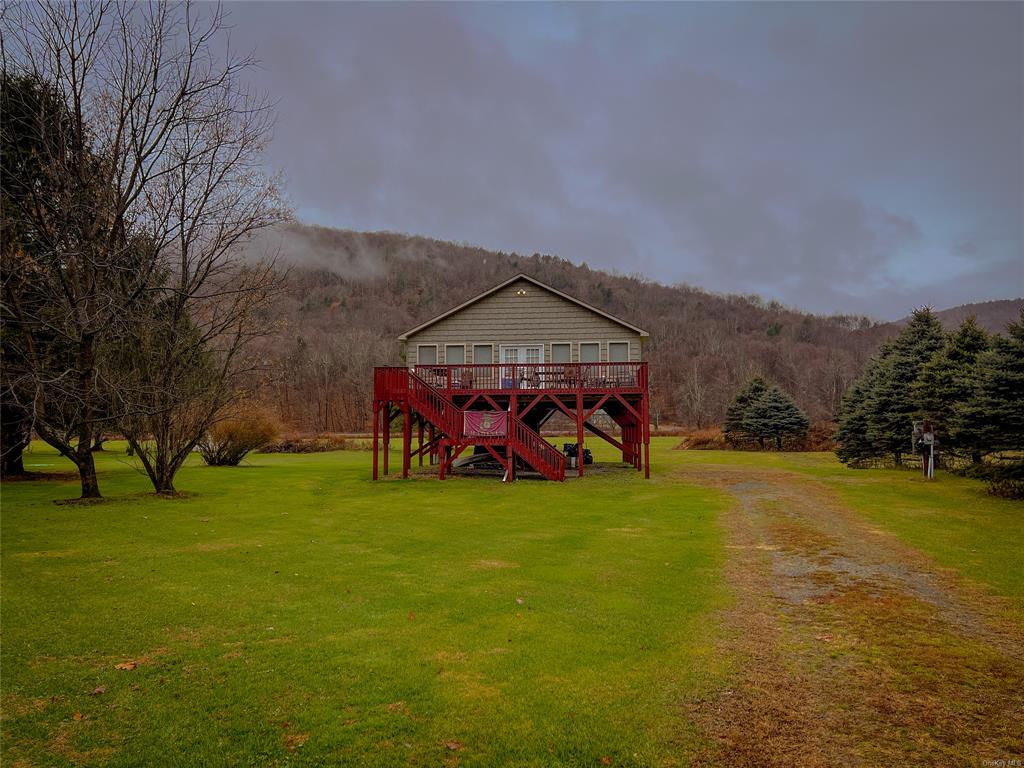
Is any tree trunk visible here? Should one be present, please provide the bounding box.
[74,334,102,498]
[894,450,902,466]
[152,471,176,494]
[76,444,101,498]
[2,447,26,477]
[775,435,783,450]
[758,436,765,450]
[0,403,31,477]
[971,451,982,465]
[91,434,107,452]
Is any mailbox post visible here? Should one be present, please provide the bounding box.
[912,420,937,480]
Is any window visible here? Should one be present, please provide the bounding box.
[551,343,571,363]
[473,344,493,364]
[525,347,541,364]
[609,341,629,362]
[418,344,437,365]
[580,342,600,363]
[445,344,465,364]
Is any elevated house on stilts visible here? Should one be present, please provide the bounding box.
[372,274,650,481]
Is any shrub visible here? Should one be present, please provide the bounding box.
[259,434,372,453]
[198,410,280,466]
[952,457,1024,498]
[806,422,837,452]
[988,476,1024,500]
[674,428,728,450]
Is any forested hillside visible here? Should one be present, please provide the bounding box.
[249,223,1021,433]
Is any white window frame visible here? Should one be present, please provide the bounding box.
[550,342,572,364]
[498,343,545,364]
[471,343,494,365]
[608,340,631,363]
[444,343,466,365]
[499,343,544,388]
[416,343,438,366]
[579,341,601,364]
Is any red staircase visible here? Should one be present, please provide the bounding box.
[374,367,565,481]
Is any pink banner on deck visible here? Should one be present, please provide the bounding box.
[464,411,508,437]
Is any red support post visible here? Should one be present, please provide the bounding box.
[383,404,390,476]
[643,390,651,479]
[372,400,379,480]
[576,391,584,478]
[507,394,517,482]
[402,404,411,478]
[417,417,424,467]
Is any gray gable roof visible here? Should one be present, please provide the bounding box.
[398,273,649,341]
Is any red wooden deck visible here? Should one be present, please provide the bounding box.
[372,362,650,482]
[413,362,647,394]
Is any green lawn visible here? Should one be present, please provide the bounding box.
[2,439,1019,766]
[1,441,728,767]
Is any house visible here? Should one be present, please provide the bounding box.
[372,274,650,481]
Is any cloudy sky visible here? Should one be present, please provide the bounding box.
[227,2,1022,319]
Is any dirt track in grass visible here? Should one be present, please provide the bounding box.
[679,464,1024,768]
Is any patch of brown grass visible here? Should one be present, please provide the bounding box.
[471,559,519,570]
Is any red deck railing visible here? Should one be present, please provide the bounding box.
[413,362,647,392]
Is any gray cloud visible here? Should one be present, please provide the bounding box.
[224,1,1023,319]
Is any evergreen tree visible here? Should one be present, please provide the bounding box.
[835,308,945,465]
[723,377,770,447]
[742,386,810,450]
[957,310,1024,456]
[863,308,946,464]
[914,316,991,461]
[835,374,876,465]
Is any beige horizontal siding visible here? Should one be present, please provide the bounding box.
[404,278,644,364]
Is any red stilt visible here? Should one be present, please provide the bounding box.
[383,405,390,476]
[643,392,651,479]
[507,395,517,482]
[440,443,451,480]
[417,417,424,467]
[372,400,379,480]
[576,392,584,477]
[402,405,411,478]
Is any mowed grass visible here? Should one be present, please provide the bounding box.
[3,439,1020,767]
[1,440,728,767]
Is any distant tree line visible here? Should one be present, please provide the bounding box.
[1,3,284,498]
[835,308,1024,497]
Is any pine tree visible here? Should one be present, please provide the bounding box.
[914,316,991,461]
[742,386,810,450]
[835,308,946,465]
[835,375,875,465]
[863,308,946,464]
[957,310,1024,456]
[723,377,771,447]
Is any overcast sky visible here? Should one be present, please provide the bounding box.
[226,2,1022,319]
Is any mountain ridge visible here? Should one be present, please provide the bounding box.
[250,223,1021,432]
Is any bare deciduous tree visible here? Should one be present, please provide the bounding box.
[2,1,285,497]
